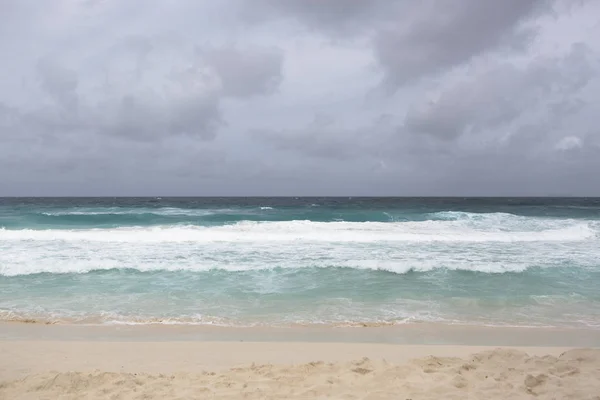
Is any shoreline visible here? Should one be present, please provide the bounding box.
[2,322,599,347]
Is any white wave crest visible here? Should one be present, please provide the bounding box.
[431,211,517,220]
[1,217,598,277]
[0,219,595,243]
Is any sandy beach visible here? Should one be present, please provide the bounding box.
[1,325,599,399]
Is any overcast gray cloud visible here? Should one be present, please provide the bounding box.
[404,42,595,141]
[200,45,283,98]
[0,0,599,195]
[243,0,395,35]
[374,0,548,87]
[246,0,549,86]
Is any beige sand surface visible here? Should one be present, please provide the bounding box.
[1,341,599,399]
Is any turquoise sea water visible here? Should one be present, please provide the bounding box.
[1,197,599,328]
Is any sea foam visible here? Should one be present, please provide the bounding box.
[0,217,595,243]
[0,215,597,276]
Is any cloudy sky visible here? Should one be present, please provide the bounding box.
[1,0,599,196]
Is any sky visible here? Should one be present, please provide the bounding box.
[1,0,599,196]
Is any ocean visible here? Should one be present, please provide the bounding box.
[0,197,599,329]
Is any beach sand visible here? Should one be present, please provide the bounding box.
[1,337,600,399]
